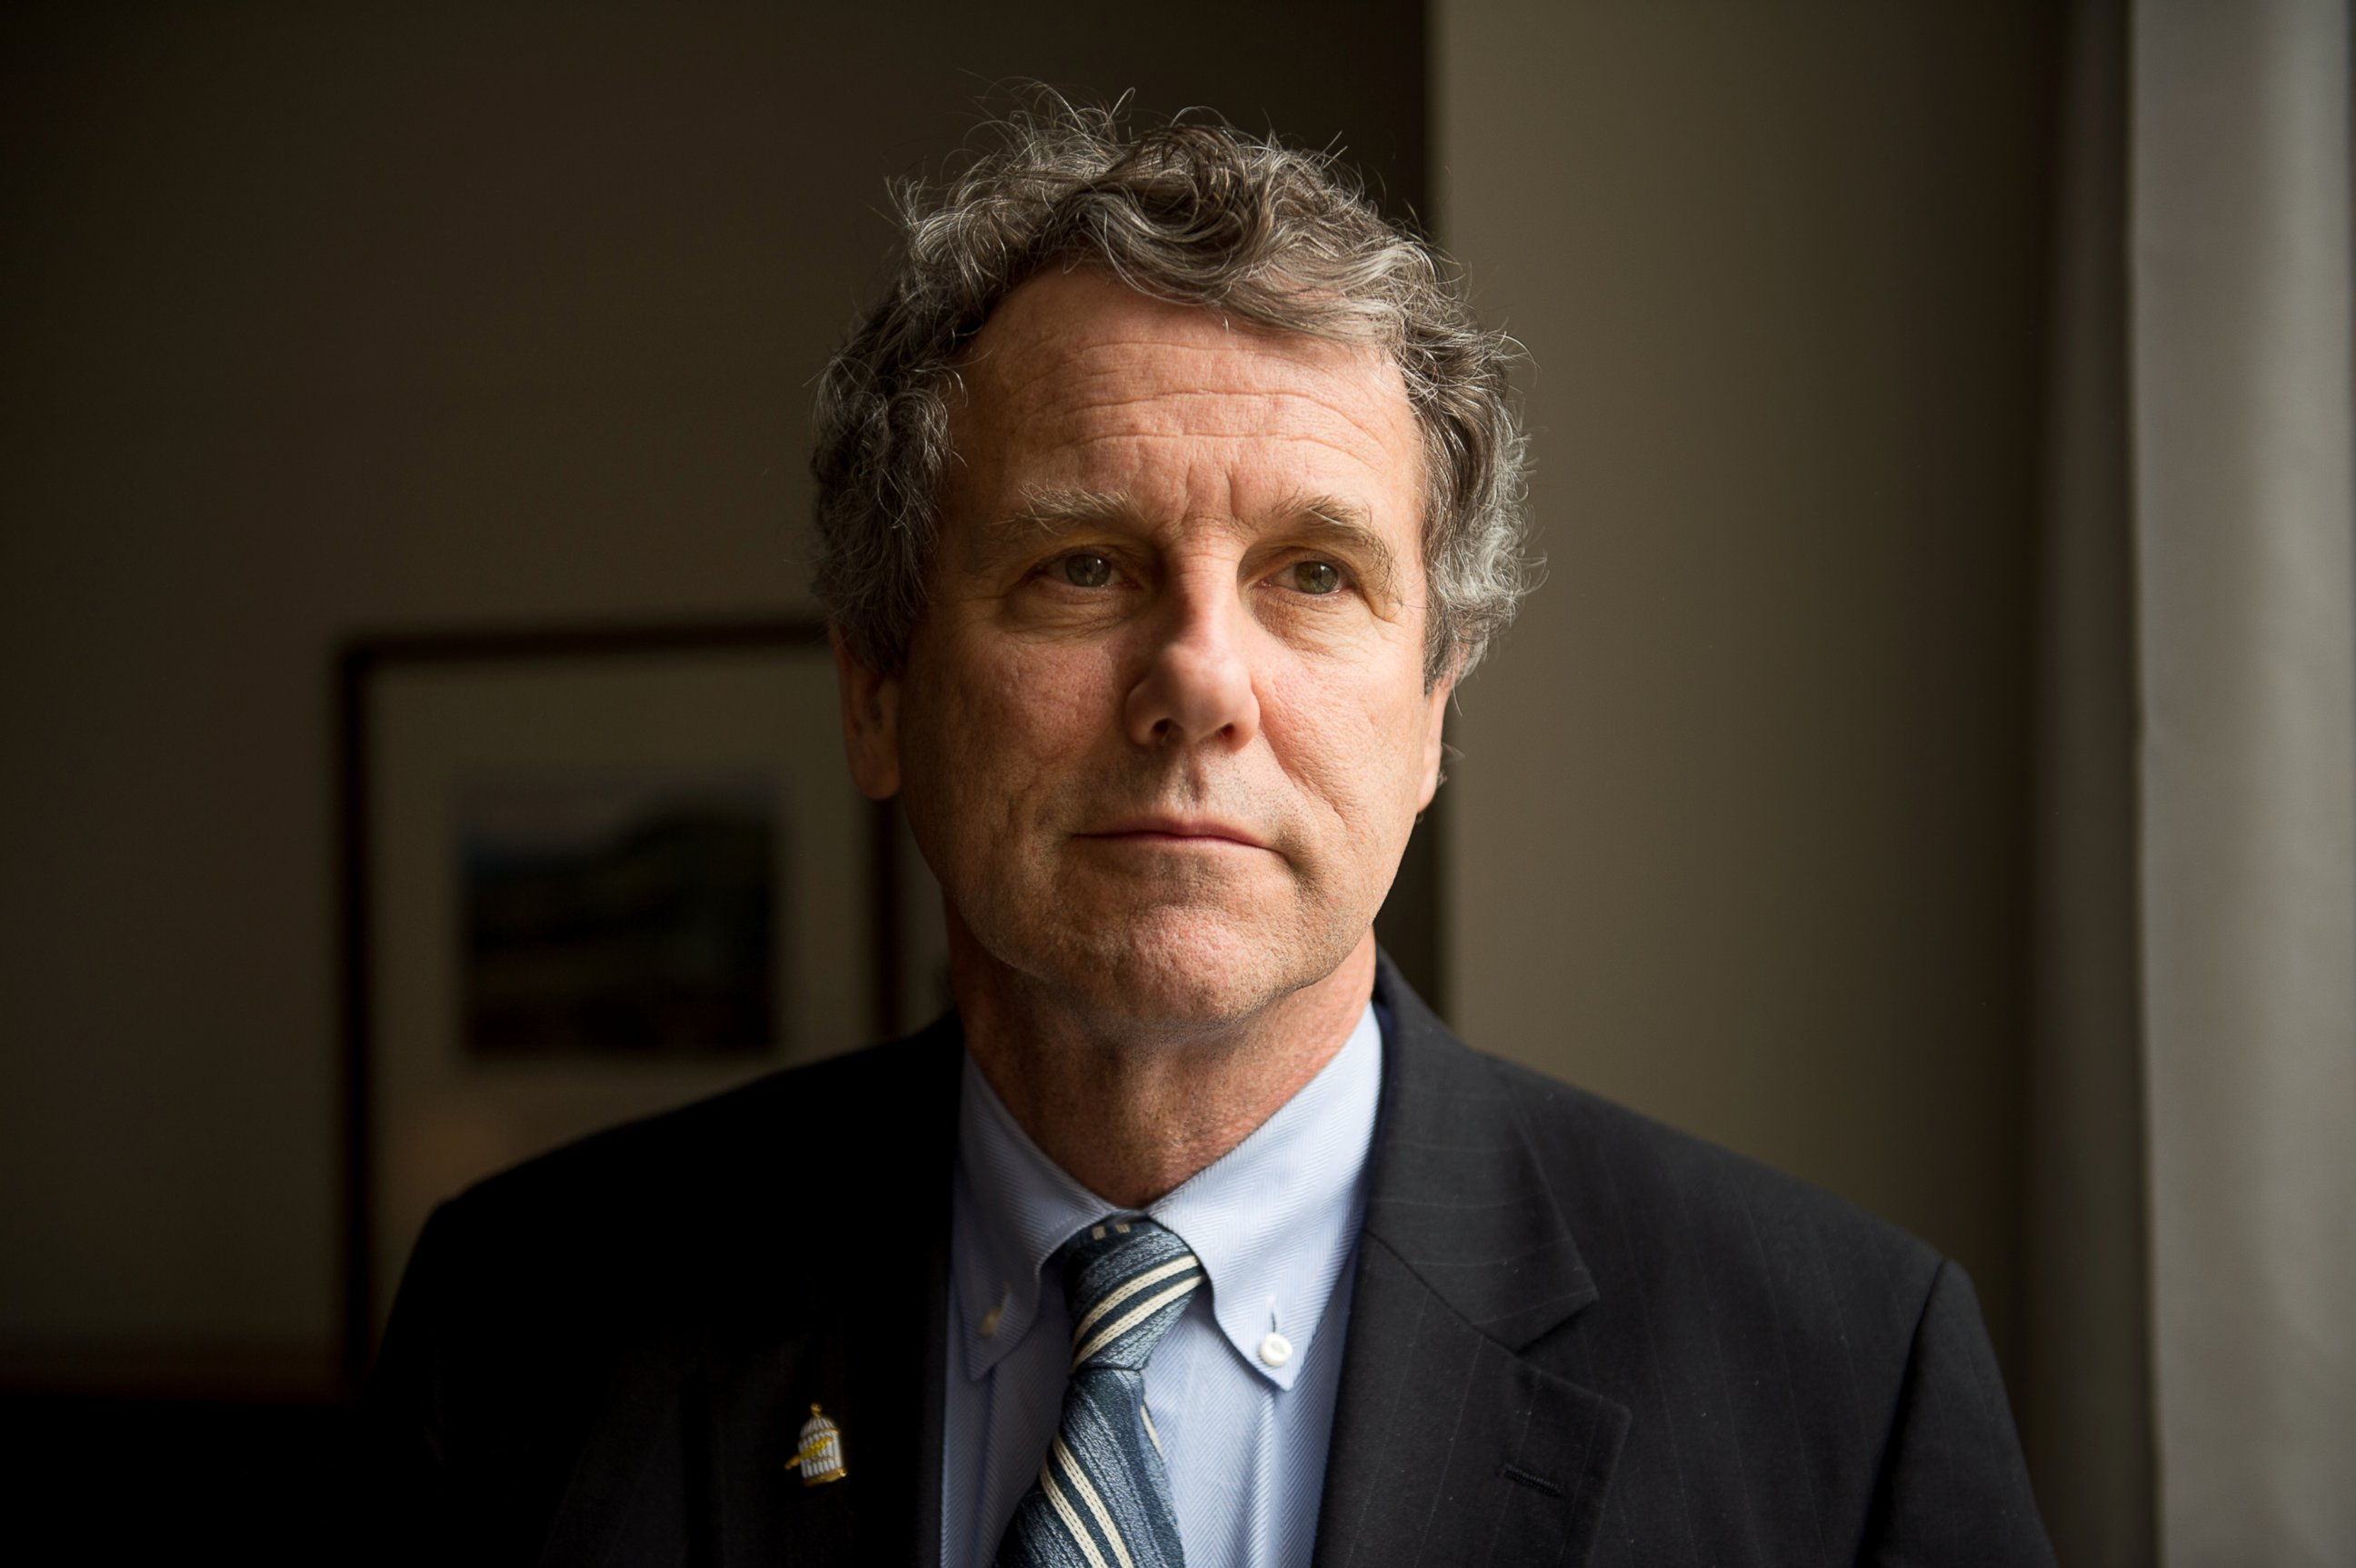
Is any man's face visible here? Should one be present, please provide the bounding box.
[844,266,1450,1026]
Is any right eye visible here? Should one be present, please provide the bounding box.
[1060,553,1114,589]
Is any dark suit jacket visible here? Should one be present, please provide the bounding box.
[363,956,2052,1566]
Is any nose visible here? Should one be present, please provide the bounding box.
[1123,581,1262,751]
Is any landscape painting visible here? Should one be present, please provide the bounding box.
[454,766,784,1058]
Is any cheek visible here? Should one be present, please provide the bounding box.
[1264,664,1434,824]
[903,632,1123,811]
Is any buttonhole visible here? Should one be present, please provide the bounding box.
[1499,1463,1562,1498]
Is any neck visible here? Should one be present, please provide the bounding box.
[953,928,1378,1211]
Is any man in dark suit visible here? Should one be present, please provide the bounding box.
[364,102,2052,1566]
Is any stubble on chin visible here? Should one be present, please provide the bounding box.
[989,855,1363,1032]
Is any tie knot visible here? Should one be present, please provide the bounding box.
[1060,1217,1204,1373]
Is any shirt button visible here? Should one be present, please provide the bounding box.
[979,1303,1003,1338]
[1258,1331,1293,1368]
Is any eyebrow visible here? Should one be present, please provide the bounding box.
[998,486,1138,537]
[989,485,1405,600]
[964,487,1136,574]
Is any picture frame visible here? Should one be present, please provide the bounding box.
[334,620,928,1383]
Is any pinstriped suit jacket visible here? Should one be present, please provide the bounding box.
[362,954,2054,1565]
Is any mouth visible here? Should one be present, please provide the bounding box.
[1079,815,1272,851]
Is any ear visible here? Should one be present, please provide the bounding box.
[1415,668,1456,812]
[831,628,903,801]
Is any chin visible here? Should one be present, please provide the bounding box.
[1032,906,1353,1029]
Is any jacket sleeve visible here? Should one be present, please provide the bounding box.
[1862,1259,2056,1566]
[355,1200,481,1564]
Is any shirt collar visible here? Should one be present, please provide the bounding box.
[952,1000,1383,1393]
[953,1051,1109,1383]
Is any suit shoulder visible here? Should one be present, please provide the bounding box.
[433,1026,958,1250]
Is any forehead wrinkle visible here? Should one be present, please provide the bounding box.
[1045,427,1403,475]
[986,338,1391,412]
[953,375,1412,503]
[1039,389,1405,458]
[986,316,1381,383]
[983,335,1409,450]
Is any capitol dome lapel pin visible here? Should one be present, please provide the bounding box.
[788,1403,848,1486]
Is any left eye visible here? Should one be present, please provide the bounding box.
[1060,553,1114,589]
[1289,561,1343,595]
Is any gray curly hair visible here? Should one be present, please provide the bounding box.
[810,98,1532,687]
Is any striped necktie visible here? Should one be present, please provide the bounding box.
[994,1217,1204,1568]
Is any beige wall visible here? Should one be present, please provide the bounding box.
[1436,0,2061,1375]
[0,1,1424,1382]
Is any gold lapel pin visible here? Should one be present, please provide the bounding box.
[787,1403,848,1486]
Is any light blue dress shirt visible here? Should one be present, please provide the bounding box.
[943,1000,1383,1568]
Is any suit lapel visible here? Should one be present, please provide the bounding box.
[1313,959,1630,1568]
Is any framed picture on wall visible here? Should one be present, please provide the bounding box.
[335,620,905,1381]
